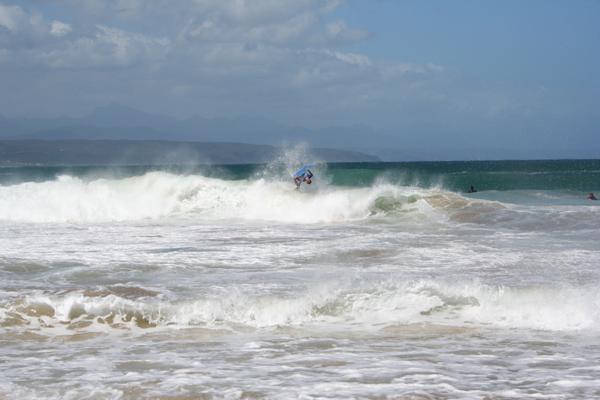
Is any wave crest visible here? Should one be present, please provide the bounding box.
[4,171,593,229]
[2,281,598,334]
[0,172,444,223]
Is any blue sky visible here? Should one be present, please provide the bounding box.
[0,0,598,154]
[346,0,600,93]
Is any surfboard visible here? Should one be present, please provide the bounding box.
[293,164,315,189]
[293,164,314,178]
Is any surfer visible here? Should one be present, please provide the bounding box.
[588,192,597,200]
[293,165,314,189]
[467,185,477,193]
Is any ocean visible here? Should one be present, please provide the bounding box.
[1,156,600,399]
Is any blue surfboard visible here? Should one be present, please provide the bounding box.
[293,165,315,178]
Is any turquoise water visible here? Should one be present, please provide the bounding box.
[2,159,600,192]
[328,160,600,192]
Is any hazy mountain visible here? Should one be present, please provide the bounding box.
[0,140,380,166]
[0,103,387,148]
[3,105,596,161]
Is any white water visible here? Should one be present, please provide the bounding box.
[0,172,429,223]
[2,171,598,228]
[1,171,600,399]
[5,279,600,333]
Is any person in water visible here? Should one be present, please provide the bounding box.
[588,192,598,200]
[306,170,313,182]
[467,185,477,193]
[294,169,313,188]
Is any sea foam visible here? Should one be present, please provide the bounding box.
[0,172,437,223]
[2,280,598,333]
[1,172,597,231]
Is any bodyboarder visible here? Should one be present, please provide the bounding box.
[293,165,314,189]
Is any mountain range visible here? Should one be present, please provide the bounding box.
[2,104,598,161]
[0,103,383,149]
[0,140,380,166]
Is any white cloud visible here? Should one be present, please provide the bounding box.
[326,20,368,43]
[183,11,318,46]
[61,0,145,19]
[0,4,63,51]
[178,2,353,49]
[50,20,71,37]
[38,24,170,68]
[0,3,49,37]
[2,0,373,72]
[0,0,449,130]
[0,3,169,67]
[329,50,371,67]
[0,3,23,32]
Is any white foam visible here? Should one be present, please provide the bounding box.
[4,280,599,332]
[0,172,435,223]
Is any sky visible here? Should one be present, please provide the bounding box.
[0,0,599,154]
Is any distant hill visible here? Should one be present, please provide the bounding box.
[4,105,594,161]
[0,140,380,166]
[0,103,388,148]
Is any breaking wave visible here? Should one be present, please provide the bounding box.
[0,171,453,223]
[1,171,598,229]
[2,280,599,334]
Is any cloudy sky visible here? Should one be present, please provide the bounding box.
[0,0,599,153]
